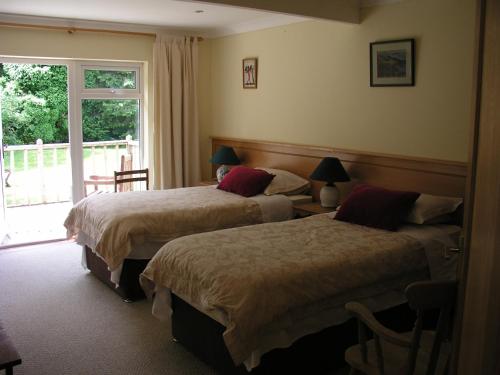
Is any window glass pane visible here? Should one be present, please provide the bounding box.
[81,99,140,194]
[84,69,137,90]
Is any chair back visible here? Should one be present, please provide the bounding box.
[405,280,457,375]
[84,152,139,195]
[114,166,149,193]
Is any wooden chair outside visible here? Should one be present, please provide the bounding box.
[84,153,133,196]
[345,280,457,375]
[114,167,149,193]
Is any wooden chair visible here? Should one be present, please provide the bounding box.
[345,280,457,375]
[84,153,133,196]
[114,167,149,192]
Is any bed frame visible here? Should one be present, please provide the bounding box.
[165,136,468,373]
[84,246,148,301]
[171,294,440,374]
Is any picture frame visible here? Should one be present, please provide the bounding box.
[370,39,415,87]
[242,58,258,89]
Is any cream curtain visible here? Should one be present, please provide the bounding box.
[153,35,201,189]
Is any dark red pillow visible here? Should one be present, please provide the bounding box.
[335,184,420,231]
[217,166,275,197]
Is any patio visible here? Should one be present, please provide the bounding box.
[1,138,139,247]
[2,201,73,246]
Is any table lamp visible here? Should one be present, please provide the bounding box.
[210,146,241,182]
[310,157,350,208]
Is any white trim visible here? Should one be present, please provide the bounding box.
[68,60,84,203]
[139,63,145,170]
[0,86,6,243]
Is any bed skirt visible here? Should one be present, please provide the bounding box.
[84,246,148,301]
[170,294,422,374]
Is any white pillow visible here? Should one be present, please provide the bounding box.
[256,167,310,196]
[406,194,463,224]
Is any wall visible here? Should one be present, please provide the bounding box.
[0,27,155,167]
[199,0,476,178]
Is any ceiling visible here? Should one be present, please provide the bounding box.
[0,0,309,38]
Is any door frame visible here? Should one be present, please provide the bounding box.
[454,0,500,373]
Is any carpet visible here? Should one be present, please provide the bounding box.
[0,241,218,375]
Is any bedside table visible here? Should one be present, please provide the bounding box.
[197,178,218,186]
[293,202,336,218]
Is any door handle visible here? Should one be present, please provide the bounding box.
[444,246,462,259]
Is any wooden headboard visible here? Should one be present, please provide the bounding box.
[211,137,467,201]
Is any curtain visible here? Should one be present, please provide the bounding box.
[153,35,201,189]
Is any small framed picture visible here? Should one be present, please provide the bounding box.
[242,58,258,89]
[370,39,415,87]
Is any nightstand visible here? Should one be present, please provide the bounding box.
[197,178,218,186]
[293,202,336,218]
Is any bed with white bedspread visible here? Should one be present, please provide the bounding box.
[65,185,295,299]
[140,212,460,370]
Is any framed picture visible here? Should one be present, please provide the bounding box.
[370,39,415,87]
[242,58,258,89]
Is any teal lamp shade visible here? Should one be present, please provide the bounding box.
[210,146,241,182]
[310,157,349,208]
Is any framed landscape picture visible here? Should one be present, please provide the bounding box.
[242,58,258,89]
[370,39,415,87]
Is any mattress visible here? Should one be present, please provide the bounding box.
[141,214,460,370]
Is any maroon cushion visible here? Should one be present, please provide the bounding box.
[217,166,275,197]
[335,184,420,231]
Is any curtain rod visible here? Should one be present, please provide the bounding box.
[0,21,203,41]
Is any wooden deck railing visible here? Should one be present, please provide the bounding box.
[3,137,139,207]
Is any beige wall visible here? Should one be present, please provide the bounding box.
[0,27,155,166]
[199,0,475,178]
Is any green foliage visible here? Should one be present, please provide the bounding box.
[82,99,138,142]
[1,64,68,145]
[0,63,139,146]
[84,69,136,89]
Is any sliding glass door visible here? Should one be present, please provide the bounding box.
[0,58,144,246]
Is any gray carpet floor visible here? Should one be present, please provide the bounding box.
[0,241,349,375]
[0,241,218,375]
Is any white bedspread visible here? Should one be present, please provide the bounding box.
[142,214,460,370]
[73,188,295,286]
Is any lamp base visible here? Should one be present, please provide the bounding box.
[319,184,340,208]
[216,165,230,183]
